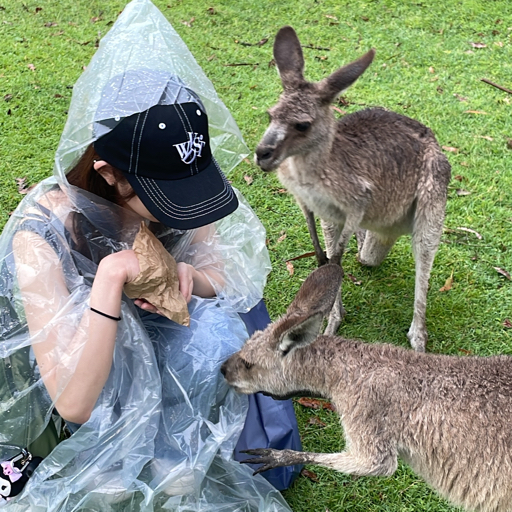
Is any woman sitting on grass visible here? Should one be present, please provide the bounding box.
[0,1,298,510]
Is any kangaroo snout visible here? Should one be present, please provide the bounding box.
[254,144,278,171]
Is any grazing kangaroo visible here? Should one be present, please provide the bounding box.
[221,264,512,512]
[255,26,451,352]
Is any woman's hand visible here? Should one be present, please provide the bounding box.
[177,262,195,303]
[133,261,216,313]
[133,298,164,315]
[133,262,195,314]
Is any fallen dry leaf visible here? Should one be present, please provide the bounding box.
[296,397,323,409]
[207,7,215,14]
[277,233,287,243]
[181,17,195,27]
[347,273,362,285]
[454,93,468,102]
[454,175,465,181]
[44,21,57,27]
[27,64,36,71]
[503,319,512,328]
[301,468,319,482]
[325,14,338,20]
[286,251,316,262]
[286,261,294,276]
[471,42,487,48]
[296,397,335,411]
[442,145,458,153]
[15,177,36,195]
[243,175,253,185]
[494,267,511,280]
[429,66,435,73]
[308,417,326,427]
[4,94,12,101]
[332,106,347,115]
[455,227,482,239]
[456,189,472,196]
[494,41,504,47]
[439,272,454,292]
[477,135,493,141]
[464,110,488,115]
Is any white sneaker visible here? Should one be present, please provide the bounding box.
[151,458,198,496]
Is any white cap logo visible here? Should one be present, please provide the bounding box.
[174,132,206,164]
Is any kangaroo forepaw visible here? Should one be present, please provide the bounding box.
[240,448,285,474]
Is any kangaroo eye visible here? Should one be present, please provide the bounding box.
[242,359,254,370]
[294,122,311,132]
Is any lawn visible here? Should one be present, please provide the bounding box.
[1,0,512,511]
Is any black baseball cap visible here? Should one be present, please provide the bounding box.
[93,73,238,229]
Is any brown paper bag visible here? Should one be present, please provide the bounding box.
[124,222,190,326]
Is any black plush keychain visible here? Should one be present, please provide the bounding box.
[0,449,42,503]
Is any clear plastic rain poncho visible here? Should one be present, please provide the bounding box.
[0,0,294,510]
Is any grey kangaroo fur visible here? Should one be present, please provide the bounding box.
[221,264,512,512]
[255,26,451,352]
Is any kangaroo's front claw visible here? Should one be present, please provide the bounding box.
[240,448,284,474]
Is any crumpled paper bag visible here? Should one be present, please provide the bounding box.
[124,222,190,326]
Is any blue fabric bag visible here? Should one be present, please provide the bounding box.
[236,300,303,490]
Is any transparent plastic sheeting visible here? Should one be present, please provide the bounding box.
[54,0,249,183]
[0,0,293,508]
[0,177,286,511]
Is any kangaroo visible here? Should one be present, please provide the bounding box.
[255,26,451,352]
[221,264,512,512]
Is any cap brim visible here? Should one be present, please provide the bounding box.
[123,158,238,229]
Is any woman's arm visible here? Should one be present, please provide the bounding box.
[181,224,225,297]
[13,230,140,424]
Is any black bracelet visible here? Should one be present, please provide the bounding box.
[90,307,122,322]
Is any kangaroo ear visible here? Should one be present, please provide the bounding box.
[318,48,375,103]
[273,26,306,89]
[276,312,324,354]
[288,264,343,316]
[272,264,343,354]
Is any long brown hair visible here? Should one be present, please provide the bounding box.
[66,144,136,205]
[65,144,138,258]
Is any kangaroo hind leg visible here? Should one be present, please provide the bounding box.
[358,231,398,267]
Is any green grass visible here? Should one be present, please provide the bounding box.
[2,0,512,510]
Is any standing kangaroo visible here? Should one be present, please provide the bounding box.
[221,264,512,512]
[255,26,451,352]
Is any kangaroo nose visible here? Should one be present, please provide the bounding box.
[255,146,273,162]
